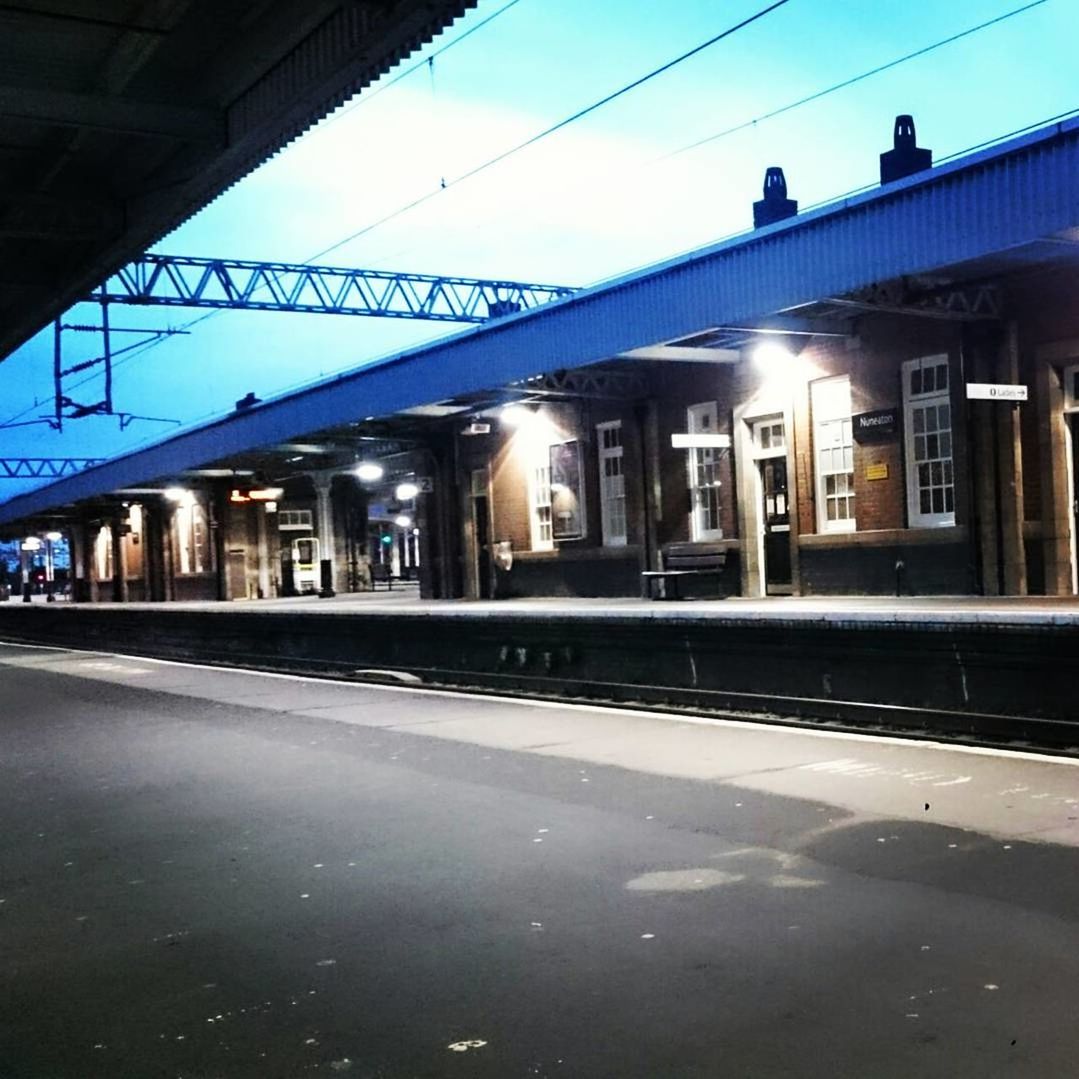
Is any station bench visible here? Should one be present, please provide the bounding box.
[370,563,395,591]
[369,564,421,591]
[642,542,728,600]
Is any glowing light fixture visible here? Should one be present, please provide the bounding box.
[752,341,795,373]
[500,403,530,427]
[395,482,419,501]
[355,462,384,482]
[45,531,62,542]
[163,487,187,502]
[394,514,412,528]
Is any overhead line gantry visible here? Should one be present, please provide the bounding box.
[99,254,577,322]
[41,254,577,434]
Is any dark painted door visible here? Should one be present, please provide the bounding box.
[473,493,491,599]
[760,456,792,592]
[1071,415,1079,592]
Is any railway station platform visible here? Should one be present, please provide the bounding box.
[2,593,1078,753]
[9,588,1079,624]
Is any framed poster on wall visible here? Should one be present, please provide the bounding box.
[549,439,585,541]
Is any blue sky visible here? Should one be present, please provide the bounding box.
[1,0,1076,500]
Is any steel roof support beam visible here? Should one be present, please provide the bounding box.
[618,345,741,364]
[0,5,171,35]
[0,85,221,142]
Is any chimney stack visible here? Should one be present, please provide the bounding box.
[753,167,798,228]
[880,114,932,184]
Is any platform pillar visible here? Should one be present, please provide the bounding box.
[314,479,336,597]
[996,323,1027,596]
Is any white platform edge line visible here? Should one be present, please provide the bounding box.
[3,638,1077,768]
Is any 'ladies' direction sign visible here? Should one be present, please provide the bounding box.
[965,383,1028,401]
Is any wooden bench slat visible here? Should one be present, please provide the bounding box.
[642,543,729,600]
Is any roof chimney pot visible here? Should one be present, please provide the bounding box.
[753,166,798,228]
[880,114,932,184]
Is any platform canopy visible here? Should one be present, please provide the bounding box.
[0,0,474,361]
[4,115,1079,530]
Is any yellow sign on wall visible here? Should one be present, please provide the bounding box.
[865,462,889,481]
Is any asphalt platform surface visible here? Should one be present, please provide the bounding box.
[3,640,1079,1077]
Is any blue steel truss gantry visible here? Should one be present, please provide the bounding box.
[98,255,577,322]
[0,458,104,479]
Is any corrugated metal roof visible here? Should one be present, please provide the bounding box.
[4,114,1079,526]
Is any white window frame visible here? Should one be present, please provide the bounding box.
[903,354,956,528]
[811,376,856,534]
[94,525,113,580]
[596,420,627,547]
[175,496,212,574]
[278,509,313,531]
[1063,363,1079,411]
[529,457,553,552]
[687,401,723,541]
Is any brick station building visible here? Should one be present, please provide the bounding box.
[4,115,1079,604]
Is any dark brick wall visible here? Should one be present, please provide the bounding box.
[172,574,217,601]
[495,551,642,598]
[799,540,973,596]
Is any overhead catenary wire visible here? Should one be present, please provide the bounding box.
[307,0,526,141]
[304,0,793,263]
[663,0,1050,162]
[301,0,1047,261]
[315,0,1055,278]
